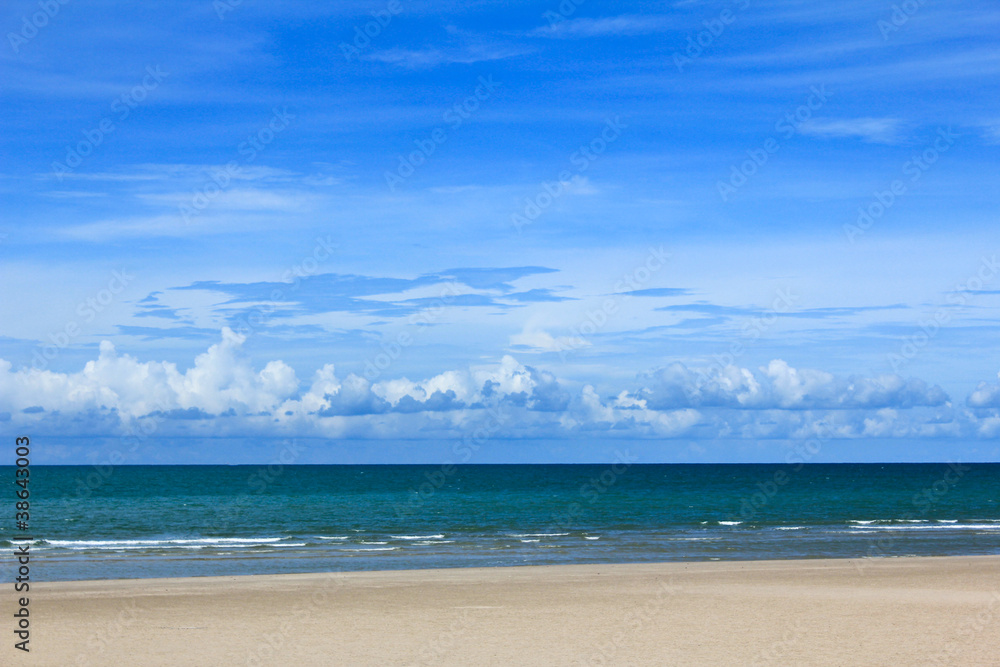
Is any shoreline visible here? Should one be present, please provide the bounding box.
[27,550,1000,585]
[7,555,1000,665]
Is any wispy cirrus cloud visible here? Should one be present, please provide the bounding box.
[796,117,905,144]
[365,44,532,68]
[529,15,678,38]
[141,267,568,326]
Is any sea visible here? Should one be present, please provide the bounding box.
[2,463,999,582]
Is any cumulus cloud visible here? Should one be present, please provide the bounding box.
[967,371,1000,408]
[0,328,298,419]
[633,359,948,410]
[0,331,993,441]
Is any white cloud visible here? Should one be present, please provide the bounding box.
[0,331,993,441]
[635,359,948,410]
[529,15,677,38]
[982,123,1000,145]
[796,118,903,144]
[364,45,531,68]
[967,371,1000,408]
[509,327,590,353]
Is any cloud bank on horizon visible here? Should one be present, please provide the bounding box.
[6,328,1000,447]
[1,0,999,460]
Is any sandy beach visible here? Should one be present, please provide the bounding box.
[5,556,999,666]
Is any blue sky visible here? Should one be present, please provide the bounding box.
[2,0,1000,463]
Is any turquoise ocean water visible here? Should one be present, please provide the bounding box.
[2,463,999,581]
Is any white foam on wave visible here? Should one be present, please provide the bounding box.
[520,539,540,543]
[316,536,350,541]
[583,536,601,540]
[717,521,742,526]
[669,536,724,541]
[46,537,283,548]
[340,547,397,552]
[774,526,804,531]
[390,534,445,540]
[870,523,1000,531]
[510,533,570,537]
[54,543,287,552]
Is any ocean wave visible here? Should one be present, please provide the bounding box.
[668,536,724,541]
[390,534,445,540]
[848,519,942,526]
[45,537,284,548]
[868,523,1000,531]
[509,533,570,537]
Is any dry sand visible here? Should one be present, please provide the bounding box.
[4,556,999,666]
